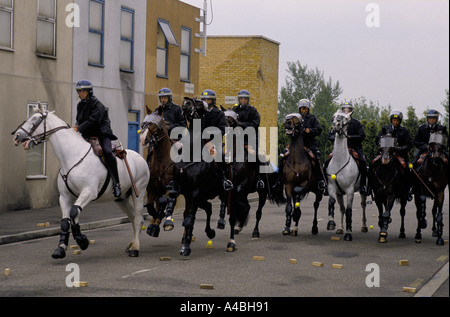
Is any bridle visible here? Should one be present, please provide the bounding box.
[12,110,70,146]
[141,116,168,147]
[333,114,350,138]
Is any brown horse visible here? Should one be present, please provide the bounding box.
[139,108,177,237]
[413,131,448,245]
[282,113,323,236]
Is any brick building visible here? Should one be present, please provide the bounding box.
[199,35,280,161]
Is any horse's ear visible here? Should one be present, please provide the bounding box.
[156,107,163,116]
[145,105,152,115]
[37,101,45,113]
[220,105,226,111]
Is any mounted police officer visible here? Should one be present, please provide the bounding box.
[413,109,449,164]
[72,80,121,198]
[327,102,369,195]
[156,88,187,137]
[232,89,265,189]
[375,110,413,163]
[280,99,327,191]
[146,88,187,163]
[201,89,233,190]
[374,110,413,199]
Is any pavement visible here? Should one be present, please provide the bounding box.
[0,196,258,246]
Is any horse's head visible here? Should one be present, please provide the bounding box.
[12,102,50,150]
[182,97,208,122]
[332,111,351,136]
[224,109,239,128]
[378,133,397,165]
[428,131,448,160]
[284,113,303,137]
[140,110,166,147]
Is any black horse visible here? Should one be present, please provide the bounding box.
[165,97,223,256]
[412,131,448,245]
[369,133,410,243]
[218,109,285,252]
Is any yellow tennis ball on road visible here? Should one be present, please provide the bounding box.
[207,240,213,246]
[408,163,413,169]
[331,174,337,180]
[295,202,300,208]
[370,225,374,229]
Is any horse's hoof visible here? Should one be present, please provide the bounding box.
[252,231,260,239]
[312,226,318,235]
[51,246,66,259]
[344,233,352,241]
[234,228,241,235]
[226,242,237,252]
[291,229,298,236]
[217,219,226,230]
[361,226,368,233]
[282,228,290,236]
[399,232,406,239]
[327,221,336,231]
[378,236,387,243]
[163,219,174,231]
[180,245,191,256]
[206,229,216,240]
[436,238,444,246]
[75,235,89,251]
[147,224,160,238]
[336,229,344,234]
[128,250,139,257]
[415,239,422,244]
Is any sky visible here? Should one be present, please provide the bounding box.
[180,0,449,118]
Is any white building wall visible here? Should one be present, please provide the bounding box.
[72,0,147,154]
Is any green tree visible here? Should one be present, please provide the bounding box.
[278,61,342,121]
[403,105,420,162]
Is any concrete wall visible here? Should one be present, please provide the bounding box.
[0,0,74,212]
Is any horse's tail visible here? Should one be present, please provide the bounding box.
[268,184,287,205]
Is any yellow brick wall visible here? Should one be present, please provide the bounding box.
[199,36,280,160]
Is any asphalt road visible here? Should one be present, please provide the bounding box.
[0,192,448,300]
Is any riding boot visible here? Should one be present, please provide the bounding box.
[359,160,368,196]
[108,159,122,198]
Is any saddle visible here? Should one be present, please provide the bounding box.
[328,148,359,167]
[89,137,127,163]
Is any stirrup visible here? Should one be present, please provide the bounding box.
[256,179,265,190]
[113,183,122,198]
[318,180,327,191]
[223,180,234,191]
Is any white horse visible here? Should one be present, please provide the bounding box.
[326,111,367,241]
[12,102,149,258]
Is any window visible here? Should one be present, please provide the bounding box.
[37,0,56,57]
[26,103,47,179]
[88,0,104,66]
[156,19,178,78]
[180,27,191,81]
[120,7,134,72]
[0,0,13,50]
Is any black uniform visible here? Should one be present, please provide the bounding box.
[376,124,413,162]
[303,113,323,156]
[413,123,449,162]
[75,96,121,196]
[204,105,226,137]
[157,102,187,137]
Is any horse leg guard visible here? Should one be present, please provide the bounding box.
[327,197,336,230]
[51,218,71,259]
[217,200,227,230]
[344,207,353,241]
[165,190,178,218]
[435,210,444,246]
[71,223,89,251]
[180,215,195,256]
[283,203,292,235]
